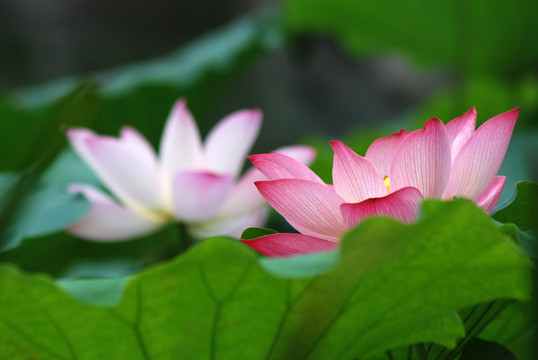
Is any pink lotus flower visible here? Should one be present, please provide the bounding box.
[66,99,315,241]
[241,108,519,257]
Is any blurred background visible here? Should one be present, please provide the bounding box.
[1,0,537,159]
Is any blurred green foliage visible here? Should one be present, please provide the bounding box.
[285,0,538,77]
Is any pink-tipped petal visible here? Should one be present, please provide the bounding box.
[189,207,268,239]
[172,171,235,222]
[273,145,317,166]
[331,140,387,203]
[256,179,346,241]
[67,184,165,241]
[391,118,451,198]
[249,153,323,183]
[476,176,506,214]
[204,109,262,176]
[445,107,477,162]
[241,233,338,257]
[340,187,423,228]
[67,128,165,213]
[443,108,518,201]
[365,129,410,177]
[159,99,203,185]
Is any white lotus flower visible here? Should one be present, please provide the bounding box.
[66,99,315,241]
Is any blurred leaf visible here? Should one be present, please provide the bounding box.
[0,9,285,177]
[479,301,536,360]
[0,225,181,279]
[494,181,538,231]
[0,199,532,359]
[0,182,90,252]
[13,11,284,109]
[0,83,99,172]
[415,76,538,129]
[0,173,19,201]
[498,223,537,259]
[41,148,101,188]
[285,0,538,77]
[240,227,278,240]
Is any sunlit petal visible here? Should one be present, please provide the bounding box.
[331,140,387,202]
[249,152,323,183]
[391,118,451,198]
[365,129,410,177]
[445,107,476,162]
[443,108,518,200]
[476,176,506,214]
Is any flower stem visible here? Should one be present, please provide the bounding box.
[177,223,195,253]
[414,343,427,360]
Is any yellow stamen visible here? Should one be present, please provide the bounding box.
[383,176,391,193]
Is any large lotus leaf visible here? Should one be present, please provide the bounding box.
[0,199,531,359]
[285,0,538,77]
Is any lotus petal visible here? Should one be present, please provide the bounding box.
[241,233,337,257]
[204,109,262,176]
[159,99,203,185]
[445,107,476,162]
[67,184,165,241]
[67,128,165,213]
[256,179,346,241]
[172,171,234,222]
[476,176,506,214]
[340,187,423,227]
[331,140,387,203]
[391,118,451,198]
[365,129,410,177]
[443,108,518,200]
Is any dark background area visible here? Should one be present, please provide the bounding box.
[0,0,449,142]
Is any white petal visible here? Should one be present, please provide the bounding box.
[273,145,317,166]
[159,99,203,185]
[217,167,267,216]
[172,171,235,222]
[204,109,262,176]
[67,128,166,213]
[189,208,268,239]
[67,184,165,241]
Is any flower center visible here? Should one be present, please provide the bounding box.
[383,176,391,193]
